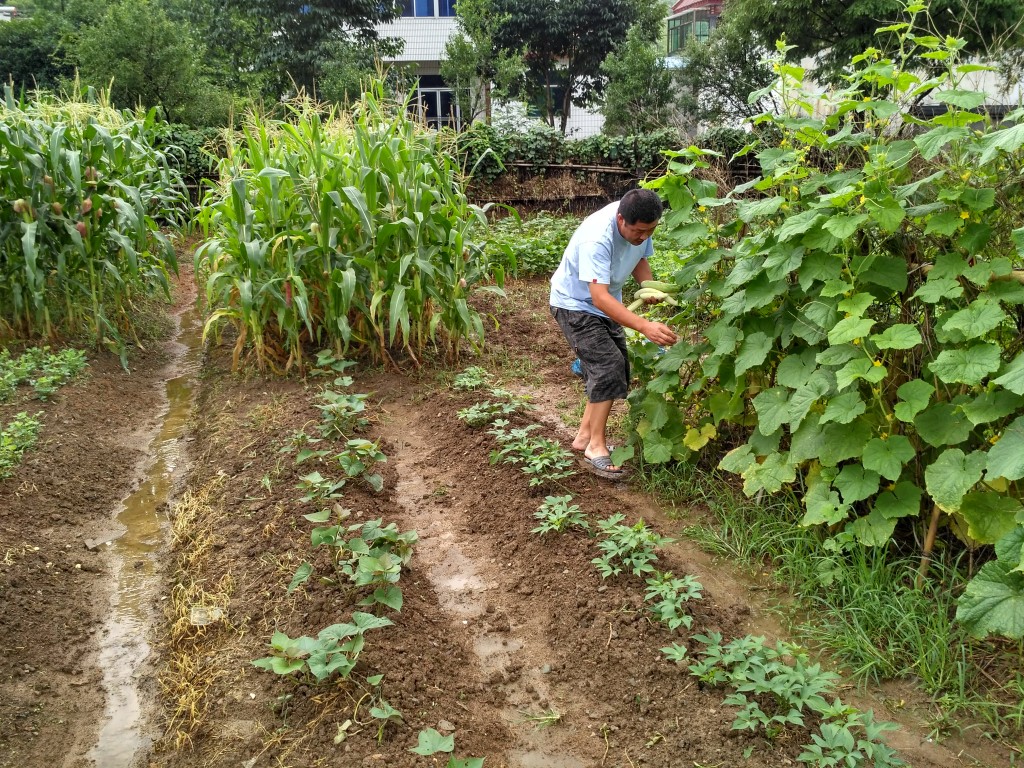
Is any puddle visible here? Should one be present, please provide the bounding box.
[87,304,203,767]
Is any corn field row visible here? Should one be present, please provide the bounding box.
[194,83,504,372]
[0,88,187,361]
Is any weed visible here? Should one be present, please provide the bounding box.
[0,411,42,480]
[532,495,589,535]
[592,514,674,579]
[520,708,562,728]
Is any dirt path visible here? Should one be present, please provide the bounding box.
[0,288,190,767]
[1,275,1013,768]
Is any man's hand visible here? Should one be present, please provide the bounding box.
[641,320,678,346]
[589,281,678,346]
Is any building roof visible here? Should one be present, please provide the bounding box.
[670,0,721,14]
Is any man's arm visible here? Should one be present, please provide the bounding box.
[631,259,653,285]
[589,282,678,346]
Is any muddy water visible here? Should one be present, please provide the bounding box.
[87,306,203,767]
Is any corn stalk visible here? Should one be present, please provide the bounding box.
[195,84,504,372]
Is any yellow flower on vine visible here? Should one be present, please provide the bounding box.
[960,210,970,219]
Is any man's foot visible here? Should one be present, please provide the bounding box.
[572,441,614,453]
[581,451,626,480]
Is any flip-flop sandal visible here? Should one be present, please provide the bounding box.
[581,454,627,481]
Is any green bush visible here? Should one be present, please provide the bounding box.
[481,213,580,277]
[628,22,1024,639]
[455,122,680,184]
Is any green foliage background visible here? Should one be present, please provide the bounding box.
[627,18,1024,640]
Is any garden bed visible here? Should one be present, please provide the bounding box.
[0,275,1014,768]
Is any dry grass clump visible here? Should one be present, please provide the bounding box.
[159,479,234,751]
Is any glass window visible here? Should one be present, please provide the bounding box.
[667,18,683,55]
[415,0,432,15]
[439,0,456,15]
[402,0,415,16]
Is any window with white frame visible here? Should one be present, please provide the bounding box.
[410,75,461,129]
[402,0,456,17]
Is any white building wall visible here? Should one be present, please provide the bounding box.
[378,18,458,63]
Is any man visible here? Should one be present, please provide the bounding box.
[550,188,678,479]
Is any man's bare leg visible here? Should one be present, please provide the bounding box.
[573,400,620,470]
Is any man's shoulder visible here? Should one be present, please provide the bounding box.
[576,203,618,242]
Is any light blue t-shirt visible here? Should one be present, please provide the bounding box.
[549,201,653,317]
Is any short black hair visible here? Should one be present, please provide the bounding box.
[618,189,663,225]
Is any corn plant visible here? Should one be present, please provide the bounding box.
[1,88,186,362]
[195,83,505,372]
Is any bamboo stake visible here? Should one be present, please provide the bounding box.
[916,502,943,589]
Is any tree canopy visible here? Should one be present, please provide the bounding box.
[223,0,404,96]
[674,11,778,128]
[493,0,641,132]
[440,0,525,124]
[728,0,1024,85]
[600,21,677,135]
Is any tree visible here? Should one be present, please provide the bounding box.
[222,0,404,98]
[727,0,1024,85]
[674,12,778,129]
[600,22,677,135]
[0,15,73,93]
[74,0,230,125]
[493,0,640,133]
[440,0,524,124]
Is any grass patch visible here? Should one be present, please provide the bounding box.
[635,458,1024,745]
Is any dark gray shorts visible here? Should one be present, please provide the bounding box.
[551,306,629,402]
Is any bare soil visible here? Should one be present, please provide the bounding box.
[0,275,1014,768]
